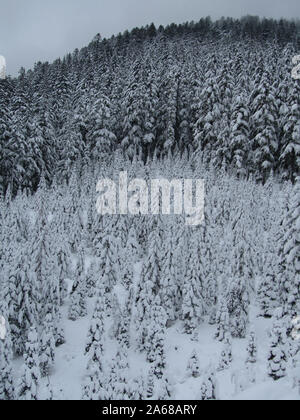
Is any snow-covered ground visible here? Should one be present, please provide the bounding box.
[10,262,300,401]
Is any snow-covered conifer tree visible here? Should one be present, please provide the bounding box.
[82,289,106,400]
[186,350,200,378]
[128,374,145,400]
[40,313,55,377]
[245,327,257,384]
[157,374,173,400]
[258,238,279,318]
[246,328,257,365]
[82,362,106,401]
[160,230,179,324]
[68,287,81,321]
[99,232,118,313]
[250,71,279,182]
[280,80,300,181]
[218,334,233,371]
[229,94,250,178]
[0,313,14,400]
[268,308,288,381]
[200,367,218,401]
[135,228,162,351]
[146,296,167,379]
[18,327,41,400]
[9,250,39,355]
[68,256,87,321]
[107,348,131,400]
[86,261,97,298]
[215,295,230,342]
[181,234,206,334]
[85,292,105,360]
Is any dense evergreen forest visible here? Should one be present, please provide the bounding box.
[1,16,300,195]
[0,16,300,400]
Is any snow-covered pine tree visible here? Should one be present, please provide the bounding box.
[55,230,70,304]
[120,248,134,291]
[126,224,140,263]
[86,93,117,160]
[135,274,155,353]
[0,80,13,194]
[18,327,41,400]
[53,306,65,348]
[77,249,88,317]
[228,278,250,339]
[278,179,300,317]
[245,327,257,384]
[121,61,145,159]
[218,334,233,371]
[68,286,81,321]
[43,378,54,401]
[85,261,97,298]
[171,223,188,315]
[229,94,250,178]
[177,68,193,153]
[207,275,218,325]
[41,242,60,318]
[157,65,178,155]
[0,312,14,400]
[107,348,131,400]
[82,362,106,401]
[280,79,300,182]
[157,374,173,400]
[181,234,206,335]
[9,249,39,355]
[227,239,250,338]
[146,296,167,379]
[246,328,257,365]
[250,71,279,183]
[68,254,87,321]
[129,375,145,400]
[193,70,221,164]
[215,295,230,342]
[29,207,54,319]
[186,350,201,378]
[113,216,128,250]
[268,308,288,381]
[142,57,159,159]
[257,256,278,318]
[200,367,218,401]
[82,287,106,399]
[135,227,162,352]
[40,313,55,377]
[99,231,118,314]
[85,291,105,358]
[116,303,131,351]
[160,230,180,324]
[30,212,66,347]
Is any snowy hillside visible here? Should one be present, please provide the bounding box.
[10,295,300,400]
[0,15,300,401]
[1,157,300,400]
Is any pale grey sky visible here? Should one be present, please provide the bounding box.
[1,0,300,76]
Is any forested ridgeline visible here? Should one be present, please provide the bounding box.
[1,16,300,195]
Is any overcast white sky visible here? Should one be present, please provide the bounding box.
[1,0,300,76]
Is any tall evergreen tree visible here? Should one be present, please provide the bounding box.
[18,327,41,400]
